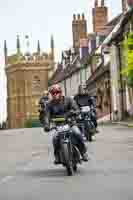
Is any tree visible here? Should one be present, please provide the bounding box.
[122,33,133,87]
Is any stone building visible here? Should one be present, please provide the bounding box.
[103,7,133,120]
[5,36,55,129]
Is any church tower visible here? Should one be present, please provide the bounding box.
[5,36,54,129]
[92,0,108,33]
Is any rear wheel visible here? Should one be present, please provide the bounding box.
[89,132,92,142]
[85,125,93,142]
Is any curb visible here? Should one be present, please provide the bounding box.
[98,121,133,127]
[127,124,133,127]
[112,122,133,128]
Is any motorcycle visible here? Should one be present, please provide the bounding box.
[50,116,82,176]
[77,106,95,142]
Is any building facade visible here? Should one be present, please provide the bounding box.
[5,36,54,128]
[107,8,133,120]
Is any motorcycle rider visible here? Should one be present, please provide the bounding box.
[38,90,49,124]
[44,84,88,164]
[74,83,99,135]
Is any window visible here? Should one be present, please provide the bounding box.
[70,77,72,89]
[32,76,41,95]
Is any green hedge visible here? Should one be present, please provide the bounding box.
[24,119,42,128]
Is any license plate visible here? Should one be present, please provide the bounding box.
[81,106,90,112]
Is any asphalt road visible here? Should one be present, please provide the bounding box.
[0,125,133,200]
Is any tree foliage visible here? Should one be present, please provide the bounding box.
[122,32,133,87]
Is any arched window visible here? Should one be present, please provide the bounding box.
[32,75,41,95]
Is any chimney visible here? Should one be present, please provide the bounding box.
[72,13,87,51]
[122,0,127,12]
[92,0,108,33]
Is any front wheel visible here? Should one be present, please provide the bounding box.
[73,164,77,172]
[67,164,74,176]
[61,143,74,176]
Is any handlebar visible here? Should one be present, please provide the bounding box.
[51,118,65,123]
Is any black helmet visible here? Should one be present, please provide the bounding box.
[78,83,87,94]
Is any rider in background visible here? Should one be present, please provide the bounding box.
[38,90,49,124]
[74,84,99,136]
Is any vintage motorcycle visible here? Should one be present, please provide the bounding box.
[77,106,95,142]
[50,116,82,176]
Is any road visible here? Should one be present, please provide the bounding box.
[0,125,133,199]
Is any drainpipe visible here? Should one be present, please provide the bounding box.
[109,81,112,121]
[117,43,125,120]
[64,79,67,96]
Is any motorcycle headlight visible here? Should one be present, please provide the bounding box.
[81,106,90,113]
[57,125,69,132]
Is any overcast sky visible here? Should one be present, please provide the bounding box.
[0,0,122,123]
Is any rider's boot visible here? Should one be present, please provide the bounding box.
[54,151,61,164]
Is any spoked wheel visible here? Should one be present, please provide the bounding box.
[73,164,77,172]
[89,132,92,142]
[61,143,74,176]
[66,163,74,176]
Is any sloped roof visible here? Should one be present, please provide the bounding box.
[48,55,84,86]
[104,8,133,45]
[86,62,110,86]
[48,11,126,86]
[97,14,123,37]
[106,14,122,27]
[48,64,65,85]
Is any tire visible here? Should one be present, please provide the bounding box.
[67,165,73,176]
[73,164,77,172]
[61,143,74,176]
[85,131,89,141]
[85,122,93,142]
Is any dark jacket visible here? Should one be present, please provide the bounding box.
[44,96,79,127]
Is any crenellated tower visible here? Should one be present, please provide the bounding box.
[5,36,54,129]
